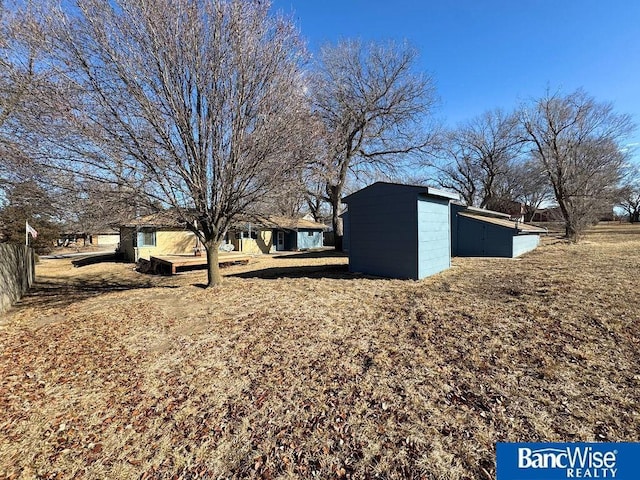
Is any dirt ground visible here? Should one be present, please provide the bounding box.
[1,224,639,479]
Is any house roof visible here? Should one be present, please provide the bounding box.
[123,211,326,231]
[263,216,326,230]
[342,181,459,203]
[121,210,187,228]
[458,211,547,233]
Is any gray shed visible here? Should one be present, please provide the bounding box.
[342,182,458,280]
[451,204,546,257]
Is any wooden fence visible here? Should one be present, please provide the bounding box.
[0,244,35,314]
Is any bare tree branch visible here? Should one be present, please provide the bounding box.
[519,89,634,240]
[311,39,438,249]
[27,0,310,285]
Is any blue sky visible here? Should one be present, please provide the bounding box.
[272,0,640,154]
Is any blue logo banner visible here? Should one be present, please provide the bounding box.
[496,442,640,480]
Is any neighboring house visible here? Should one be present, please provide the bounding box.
[119,211,198,262]
[227,216,325,254]
[88,228,120,247]
[531,207,563,222]
[485,198,525,221]
[342,182,459,280]
[57,228,120,248]
[451,204,546,258]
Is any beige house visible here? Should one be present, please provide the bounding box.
[119,211,199,262]
[120,212,325,262]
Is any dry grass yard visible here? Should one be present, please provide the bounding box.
[1,223,639,479]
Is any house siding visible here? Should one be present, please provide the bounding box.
[120,227,197,261]
[230,230,274,254]
[512,234,540,257]
[137,230,197,260]
[417,197,451,278]
[296,230,323,250]
[95,234,119,246]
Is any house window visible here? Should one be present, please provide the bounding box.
[137,229,156,247]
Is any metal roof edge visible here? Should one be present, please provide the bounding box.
[342,182,459,202]
[425,187,459,201]
[463,206,511,218]
[458,212,547,233]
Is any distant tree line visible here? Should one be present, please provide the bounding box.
[432,90,637,238]
[0,0,637,280]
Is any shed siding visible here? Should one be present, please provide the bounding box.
[342,211,350,252]
[512,234,540,257]
[417,197,451,278]
[347,184,419,279]
[456,217,513,257]
[452,207,542,258]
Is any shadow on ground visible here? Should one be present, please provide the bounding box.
[273,249,348,260]
[229,264,361,280]
[12,276,178,311]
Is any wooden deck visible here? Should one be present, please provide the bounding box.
[150,252,250,275]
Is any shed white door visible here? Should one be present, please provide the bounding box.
[277,231,285,251]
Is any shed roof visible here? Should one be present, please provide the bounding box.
[342,182,459,203]
[458,211,547,233]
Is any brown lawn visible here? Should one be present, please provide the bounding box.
[1,223,639,479]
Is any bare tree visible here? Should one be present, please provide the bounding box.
[434,109,522,208]
[519,89,634,240]
[311,40,438,250]
[619,163,640,223]
[0,2,42,190]
[434,137,482,206]
[34,0,309,286]
[510,158,553,222]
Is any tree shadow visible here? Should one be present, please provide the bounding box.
[70,252,125,267]
[11,275,179,311]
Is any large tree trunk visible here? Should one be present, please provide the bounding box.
[204,241,223,287]
[331,195,343,251]
[565,223,578,241]
[557,199,578,242]
[523,207,536,223]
